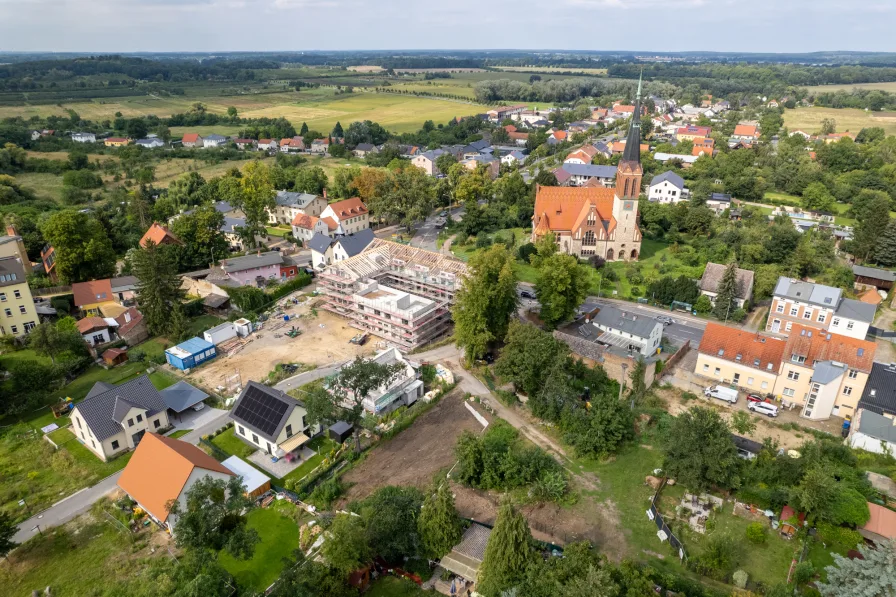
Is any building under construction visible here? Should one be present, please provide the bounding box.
[317,239,468,351]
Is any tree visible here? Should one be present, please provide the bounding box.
[331,121,344,138]
[361,486,423,561]
[560,391,634,458]
[329,356,404,452]
[40,211,116,283]
[294,166,329,196]
[495,321,569,397]
[453,245,519,362]
[27,321,82,364]
[169,475,259,559]
[730,410,757,436]
[0,511,17,561]
[169,204,228,270]
[321,514,371,576]
[820,118,837,135]
[694,294,712,314]
[535,253,589,328]
[663,407,740,492]
[269,551,357,597]
[226,106,238,121]
[5,360,58,414]
[232,161,276,247]
[349,168,387,203]
[853,191,891,261]
[818,539,896,597]
[344,120,389,147]
[875,220,896,266]
[418,483,463,559]
[477,500,534,597]
[330,166,361,199]
[711,262,740,320]
[300,122,309,136]
[370,166,436,231]
[131,240,186,337]
[166,549,235,597]
[801,181,835,213]
[125,118,147,139]
[435,151,458,176]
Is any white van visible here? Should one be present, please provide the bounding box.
[704,386,738,403]
[748,401,779,417]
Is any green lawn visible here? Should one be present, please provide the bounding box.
[211,427,257,459]
[266,226,291,237]
[366,576,428,597]
[575,438,798,588]
[0,426,131,523]
[763,191,802,207]
[167,429,192,439]
[280,452,324,486]
[134,336,171,361]
[5,519,165,596]
[184,314,225,338]
[149,370,178,390]
[218,507,299,592]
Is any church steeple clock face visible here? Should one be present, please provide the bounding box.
[623,201,635,211]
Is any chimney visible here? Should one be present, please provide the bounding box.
[5,225,16,237]
[323,188,327,199]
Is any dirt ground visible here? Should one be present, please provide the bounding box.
[187,295,380,390]
[341,389,490,502]
[338,387,628,556]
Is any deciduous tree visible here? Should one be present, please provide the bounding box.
[535,253,589,327]
[453,245,519,362]
[321,514,371,576]
[328,356,404,452]
[662,407,740,492]
[495,321,569,397]
[233,161,276,246]
[0,511,18,561]
[360,486,423,561]
[40,210,116,283]
[370,166,435,231]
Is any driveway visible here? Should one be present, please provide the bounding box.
[167,406,227,433]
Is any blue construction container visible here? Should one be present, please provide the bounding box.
[165,337,217,371]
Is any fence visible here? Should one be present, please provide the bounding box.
[868,325,896,339]
[33,285,72,297]
[663,340,691,371]
[647,478,687,561]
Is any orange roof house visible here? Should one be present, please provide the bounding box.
[860,288,883,306]
[565,146,599,163]
[551,130,568,142]
[76,316,110,335]
[532,185,620,239]
[139,223,182,249]
[117,433,234,529]
[782,323,877,373]
[733,124,760,139]
[861,502,896,543]
[698,322,787,373]
[503,124,517,133]
[610,141,649,155]
[693,137,715,157]
[326,197,368,219]
[72,279,115,309]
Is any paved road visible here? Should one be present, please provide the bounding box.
[410,206,464,251]
[582,297,707,346]
[274,362,344,393]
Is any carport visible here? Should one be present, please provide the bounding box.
[160,380,209,414]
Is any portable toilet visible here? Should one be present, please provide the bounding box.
[165,337,217,371]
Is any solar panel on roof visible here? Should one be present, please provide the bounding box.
[233,385,289,437]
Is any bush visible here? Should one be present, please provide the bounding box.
[128,348,146,362]
[745,522,767,544]
[694,295,712,314]
[307,477,344,509]
[730,308,748,323]
[517,242,536,263]
[630,286,642,298]
[816,521,862,550]
[692,533,738,581]
[475,231,492,249]
[793,561,815,586]
[732,570,748,589]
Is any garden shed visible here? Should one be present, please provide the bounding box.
[165,337,216,371]
[328,421,354,444]
[101,347,128,366]
[221,456,271,498]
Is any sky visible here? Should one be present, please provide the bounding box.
[1,0,895,53]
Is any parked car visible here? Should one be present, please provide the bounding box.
[655,315,674,326]
[704,385,738,404]
[746,394,764,403]
[748,401,779,417]
[520,290,535,300]
[192,402,205,412]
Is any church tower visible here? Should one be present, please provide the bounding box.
[616,73,644,200]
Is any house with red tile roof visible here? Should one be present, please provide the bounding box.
[732,124,760,142]
[291,213,338,244]
[320,198,369,234]
[181,133,203,148]
[696,322,786,394]
[692,137,715,157]
[139,222,182,249]
[564,146,599,165]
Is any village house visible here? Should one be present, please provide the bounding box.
[104,137,130,147]
[698,263,754,308]
[654,153,699,167]
[508,131,529,146]
[139,222,182,249]
[857,362,896,419]
[555,163,617,187]
[588,304,663,357]
[766,277,875,340]
[732,124,760,143]
[180,133,203,148]
[71,375,172,461]
[675,125,712,142]
[773,323,875,421]
[202,134,228,148]
[411,149,445,176]
[647,171,688,204]
[291,213,338,244]
[72,279,122,316]
[706,192,733,214]
[71,132,96,143]
[461,155,500,179]
[229,381,319,456]
[486,104,527,122]
[257,138,278,151]
[0,256,38,336]
[609,140,649,156]
[317,239,468,350]
[849,409,896,455]
[696,323,786,394]
[309,229,375,270]
[692,137,715,157]
[853,264,896,292]
[564,146,599,165]
[353,143,378,158]
[117,433,235,535]
[268,190,327,225]
[501,150,526,167]
[234,138,257,150]
[333,348,423,415]
[218,251,284,286]
[220,217,246,252]
[310,137,343,153]
[115,307,148,345]
[320,197,370,234]
[77,316,117,347]
[280,137,305,152]
[135,137,165,149]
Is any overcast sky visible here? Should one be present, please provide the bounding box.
[1,0,894,53]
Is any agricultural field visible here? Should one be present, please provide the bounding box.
[783,106,896,136]
[495,66,608,76]
[806,81,896,93]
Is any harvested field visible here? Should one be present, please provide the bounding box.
[341,389,490,502]
[186,294,379,390]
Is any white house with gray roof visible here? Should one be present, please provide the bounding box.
[268,190,327,225]
[228,381,317,457]
[648,171,688,203]
[588,304,662,357]
[310,229,375,270]
[699,263,754,308]
[70,375,172,461]
[767,277,875,340]
[849,409,896,455]
[202,134,228,148]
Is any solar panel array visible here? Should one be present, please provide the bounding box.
[233,385,289,437]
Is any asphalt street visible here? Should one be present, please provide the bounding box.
[581,298,707,346]
[409,206,464,251]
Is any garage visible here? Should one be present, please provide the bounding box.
[221,456,272,498]
[160,380,210,414]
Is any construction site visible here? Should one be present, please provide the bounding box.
[317,239,469,351]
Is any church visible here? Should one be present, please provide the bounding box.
[531,79,644,262]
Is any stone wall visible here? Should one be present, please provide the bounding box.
[554,330,656,389]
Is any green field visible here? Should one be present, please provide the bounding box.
[783,106,896,136]
[806,81,896,93]
[218,507,300,592]
[14,172,67,202]
[495,66,608,76]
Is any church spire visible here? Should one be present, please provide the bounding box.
[620,71,643,163]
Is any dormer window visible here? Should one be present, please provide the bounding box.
[753,358,760,366]
[735,354,742,362]
[717,349,724,356]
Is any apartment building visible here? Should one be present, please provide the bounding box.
[696,323,786,394]
[317,239,468,351]
[773,324,876,421]
[0,256,38,336]
[766,277,875,340]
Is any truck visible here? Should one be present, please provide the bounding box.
[704,385,738,404]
